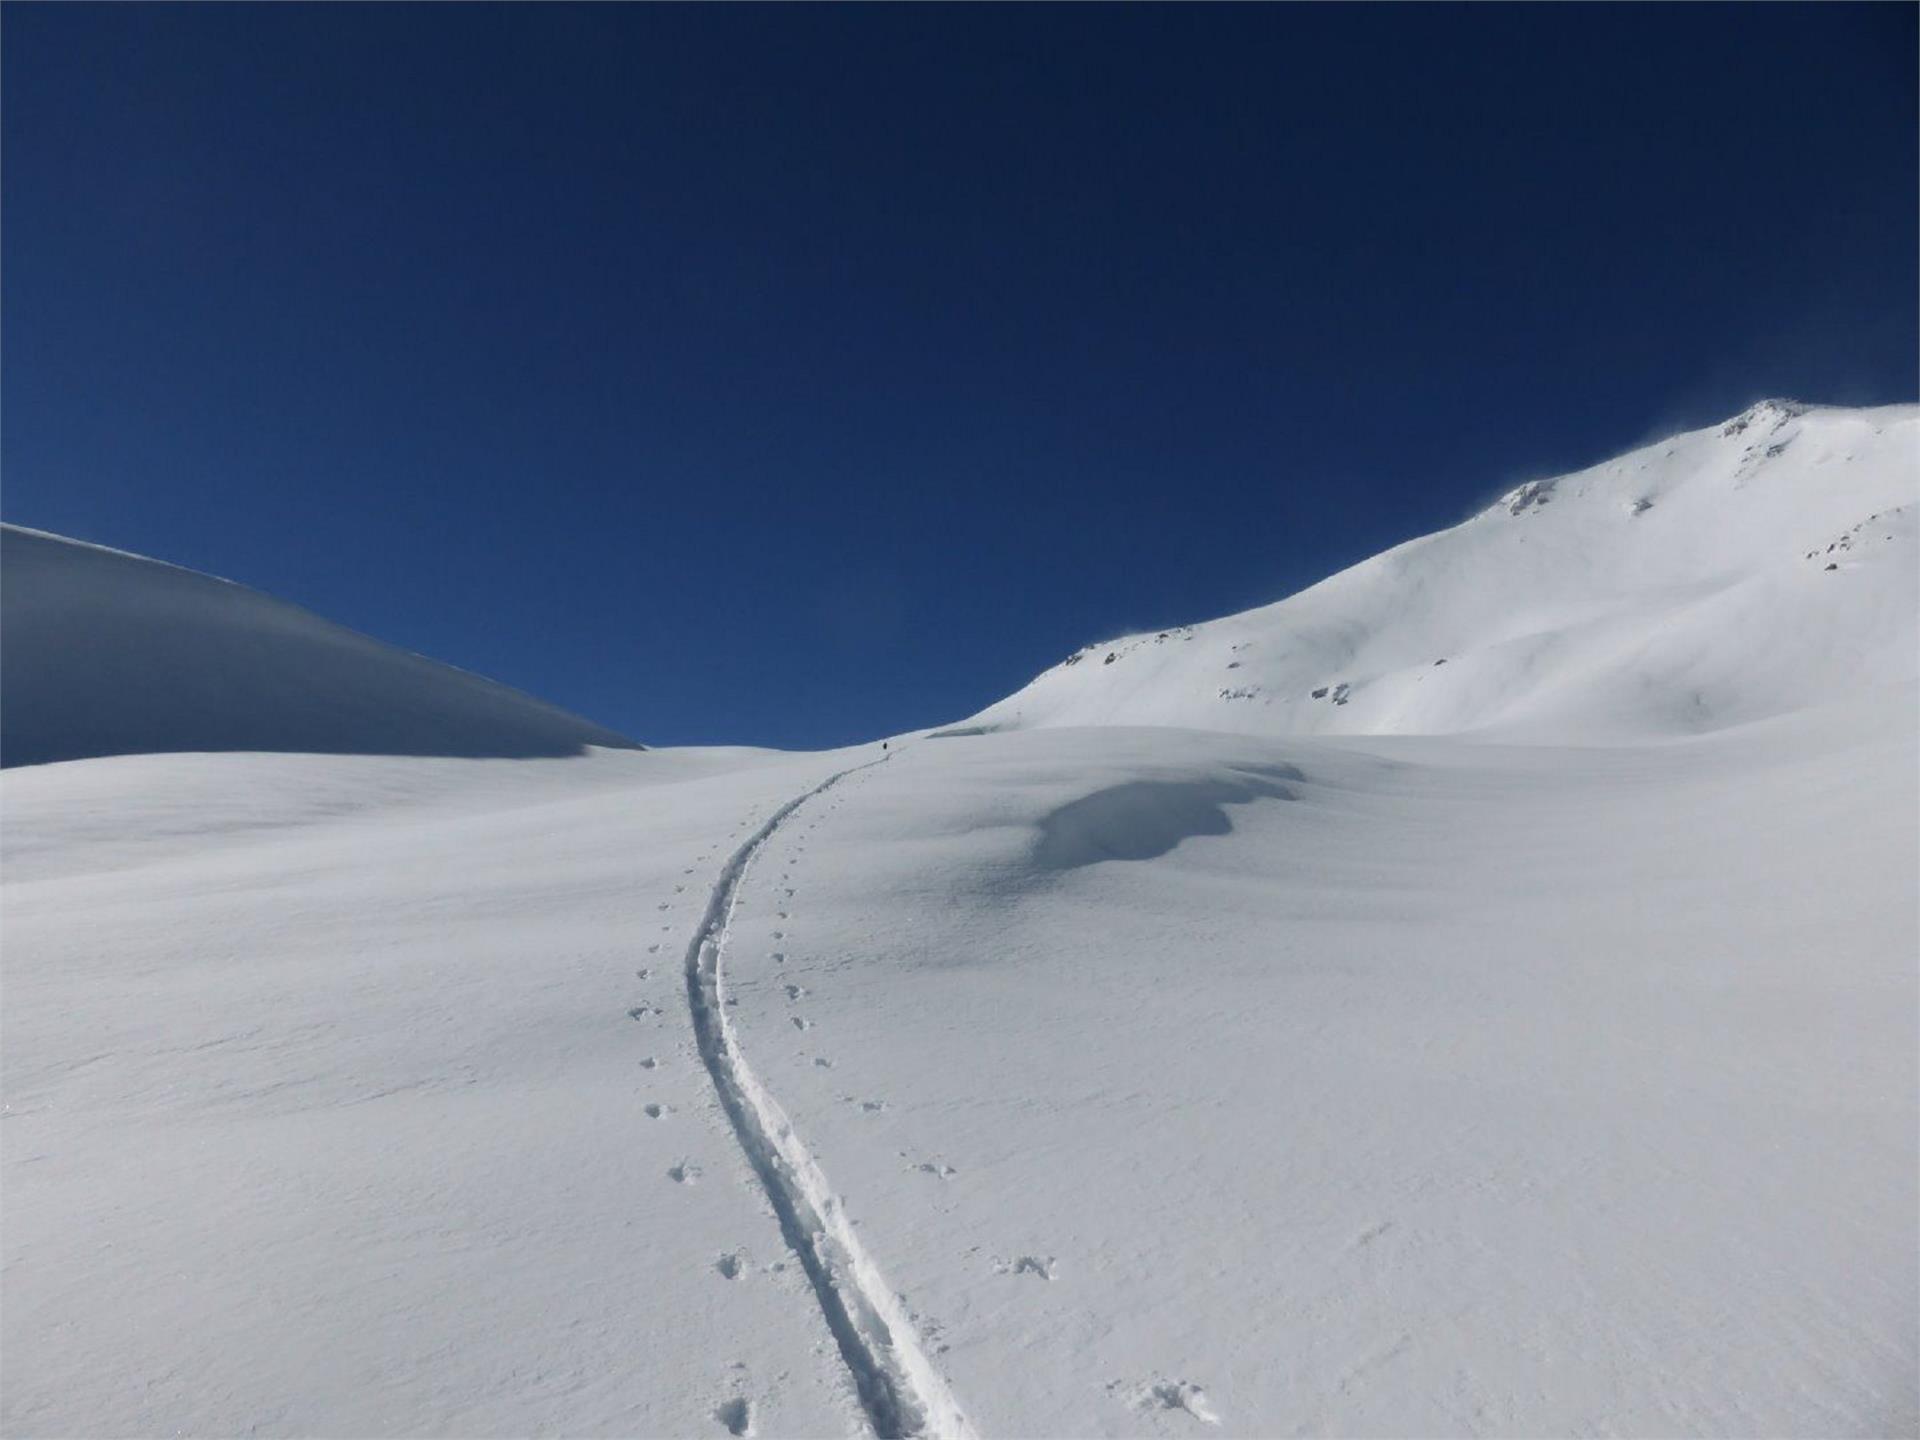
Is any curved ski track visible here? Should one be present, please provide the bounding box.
[680,755,975,1440]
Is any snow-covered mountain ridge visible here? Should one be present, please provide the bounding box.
[966,401,1917,740]
[0,524,639,767]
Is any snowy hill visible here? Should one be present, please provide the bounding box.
[967,401,1918,740]
[3,404,1914,1438]
[0,524,639,767]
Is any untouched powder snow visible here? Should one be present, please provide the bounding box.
[966,401,1919,741]
[3,402,1915,1437]
[0,524,639,767]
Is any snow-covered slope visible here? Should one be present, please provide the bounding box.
[967,401,1918,740]
[0,524,638,767]
[3,403,1915,1438]
[6,706,1912,1437]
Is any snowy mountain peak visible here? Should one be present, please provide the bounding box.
[1490,477,1562,517]
[963,401,1918,742]
[1722,397,1810,436]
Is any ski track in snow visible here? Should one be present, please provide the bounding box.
[679,754,974,1440]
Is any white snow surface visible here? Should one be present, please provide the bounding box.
[4,403,1916,1437]
[966,401,1919,741]
[0,523,639,767]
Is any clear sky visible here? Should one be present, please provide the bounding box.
[5,4,1915,749]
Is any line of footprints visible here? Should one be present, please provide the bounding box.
[627,785,1204,1431]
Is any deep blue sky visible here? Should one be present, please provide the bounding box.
[6,5,1915,749]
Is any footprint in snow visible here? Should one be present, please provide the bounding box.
[715,1398,752,1436]
[812,1057,832,1069]
[627,1006,656,1022]
[859,1100,887,1113]
[715,1253,743,1280]
[668,1163,700,1185]
[915,1161,957,1179]
[644,1103,669,1119]
[1347,1219,1394,1253]
[638,1057,658,1070]
[997,1254,1055,1280]
[791,1017,810,1031]
[783,984,807,1000]
[1129,1380,1219,1426]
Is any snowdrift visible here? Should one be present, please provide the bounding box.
[969,401,1919,740]
[0,524,639,767]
